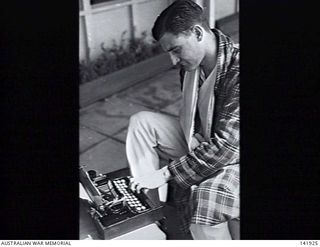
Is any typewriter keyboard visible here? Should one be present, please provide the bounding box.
[113,178,148,213]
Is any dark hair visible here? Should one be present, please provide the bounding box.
[152,0,210,41]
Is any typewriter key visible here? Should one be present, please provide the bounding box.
[88,170,97,180]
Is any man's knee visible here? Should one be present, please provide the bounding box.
[189,222,232,240]
[192,178,239,223]
[129,111,154,128]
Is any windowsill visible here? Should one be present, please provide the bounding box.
[91,0,130,10]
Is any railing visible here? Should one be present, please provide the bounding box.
[79,0,174,62]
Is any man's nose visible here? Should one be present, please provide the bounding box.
[169,52,180,66]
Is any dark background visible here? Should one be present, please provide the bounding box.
[1,0,319,240]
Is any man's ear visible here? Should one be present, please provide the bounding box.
[193,25,203,42]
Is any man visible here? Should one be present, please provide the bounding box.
[126,0,239,240]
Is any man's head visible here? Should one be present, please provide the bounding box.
[152,0,212,71]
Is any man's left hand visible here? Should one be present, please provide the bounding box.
[130,166,170,193]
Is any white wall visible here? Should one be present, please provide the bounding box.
[90,6,132,59]
[215,0,237,20]
[134,0,171,41]
[79,0,172,62]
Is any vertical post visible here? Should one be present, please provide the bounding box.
[82,0,94,62]
[129,0,137,40]
[202,0,215,28]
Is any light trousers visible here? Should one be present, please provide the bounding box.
[126,111,233,239]
[126,111,188,202]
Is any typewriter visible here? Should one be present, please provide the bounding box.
[79,167,165,239]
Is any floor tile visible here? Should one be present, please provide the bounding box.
[80,96,153,136]
[160,98,182,117]
[79,125,107,153]
[80,138,128,174]
[117,69,182,110]
[113,128,128,143]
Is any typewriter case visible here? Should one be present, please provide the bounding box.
[80,168,165,239]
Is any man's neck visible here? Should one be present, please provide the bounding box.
[200,31,218,78]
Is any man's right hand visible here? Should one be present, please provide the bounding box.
[190,133,205,150]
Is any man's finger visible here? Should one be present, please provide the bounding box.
[130,180,138,192]
[129,177,134,190]
[194,133,205,143]
[190,136,200,150]
[136,184,144,194]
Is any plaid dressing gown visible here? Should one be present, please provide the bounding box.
[167,29,240,233]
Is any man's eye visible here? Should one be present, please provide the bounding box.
[173,49,181,54]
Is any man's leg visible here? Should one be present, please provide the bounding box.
[189,219,240,240]
[190,222,232,240]
[126,111,188,201]
[228,218,240,240]
[188,165,240,240]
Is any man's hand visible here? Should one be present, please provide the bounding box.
[130,166,171,193]
[190,133,206,150]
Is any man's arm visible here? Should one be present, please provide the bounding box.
[168,79,239,190]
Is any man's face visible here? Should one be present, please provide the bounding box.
[159,31,204,71]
